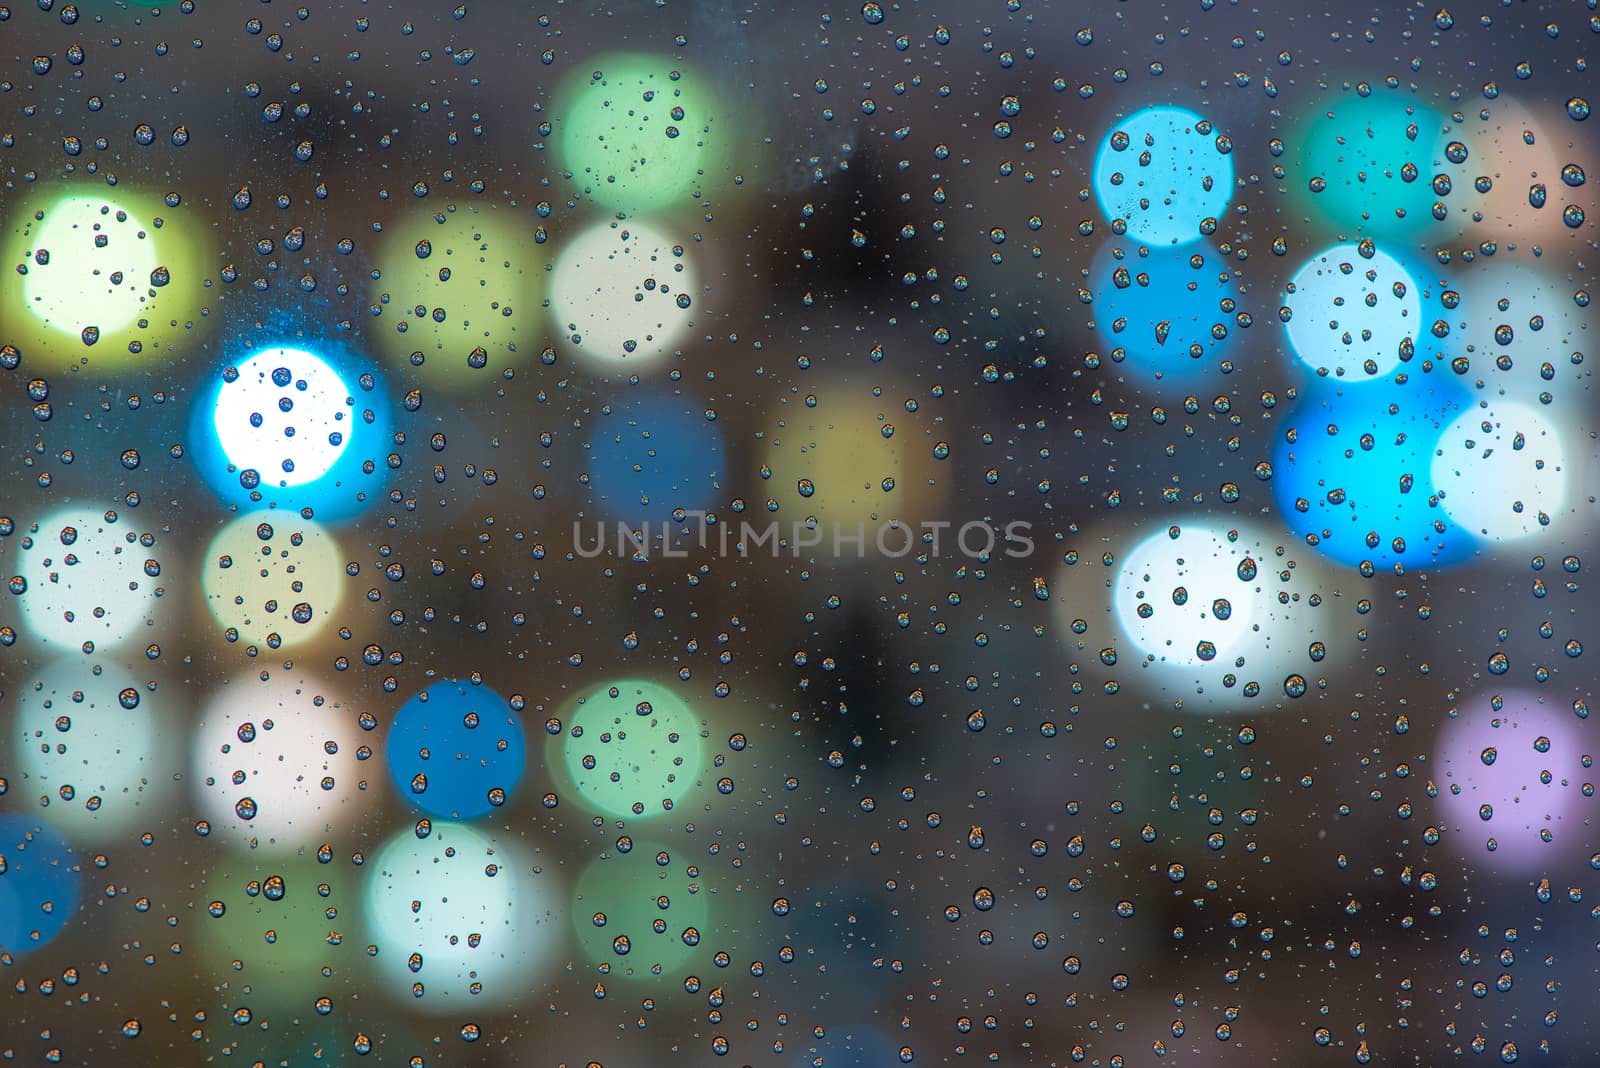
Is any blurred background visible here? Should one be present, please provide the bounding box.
[0,0,1596,1065]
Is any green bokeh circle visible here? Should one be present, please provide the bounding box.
[554,53,728,216]
[368,203,549,387]
[571,841,710,978]
[556,678,706,820]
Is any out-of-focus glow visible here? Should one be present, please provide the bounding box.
[13,658,171,839]
[1099,521,1346,710]
[1115,524,1260,668]
[1090,241,1240,381]
[1436,263,1591,414]
[1290,91,1449,237]
[1092,105,1234,248]
[200,513,344,649]
[5,507,162,653]
[584,389,725,523]
[0,191,206,370]
[366,824,555,1010]
[191,672,362,851]
[189,342,390,523]
[1431,401,1571,543]
[554,53,725,217]
[571,840,709,976]
[369,203,547,385]
[1273,378,1474,569]
[1435,691,1593,872]
[558,679,704,820]
[549,220,697,368]
[0,815,80,959]
[193,856,362,1010]
[1460,96,1596,244]
[211,347,353,488]
[386,680,526,821]
[1283,244,1421,378]
[759,386,947,534]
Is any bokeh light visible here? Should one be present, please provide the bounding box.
[386,680,526,821]
[1433,261,1591,414]
[365,823,556,1010]
[557,679,704,820]
[0,190,207,371]
[1458,94,1597,244]
[554,53,726,217]
[1273,377,1475,568]
[1289,89,1450,238]
[190,342,390,522]
[549,219,698,368]
[369,203,549,386]
[570,840,710,977]
[3,506,164,653]
[1435,690,1594,872]
[1098,521,1347,711]
[12,658,172,839]
[212,347,351,485]
[0,815,80,960]
[0,7,1594,1065]
[1092,105,1234,247]
[759,385,947,534]
[191,671,363,851]
[583,388,725,524]
[200,513,345,649]
[1431,400,1572,545]
[1283,243,1422,378]
[192,855,363,1011]
[1089,240,1241,381]
[1114,524,1260,669]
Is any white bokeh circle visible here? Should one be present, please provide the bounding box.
[1284,243,1421,377]
[5,507,162,653]
[1059,520,1346,714]
[1115,524,1261,668]
[549,220,697,367]
[211,347,354,488]
[1431,401,1570,543]
[190,671,363,851]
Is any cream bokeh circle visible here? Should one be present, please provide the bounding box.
[549,220,698,368]
[190,671,364,851]
[201,513,345,648]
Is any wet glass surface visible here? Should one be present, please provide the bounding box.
[0,1,1597,1065]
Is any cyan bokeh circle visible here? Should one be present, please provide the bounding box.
[1093,105,1234,247]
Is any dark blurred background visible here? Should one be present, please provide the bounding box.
[0,0,1596,1065]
